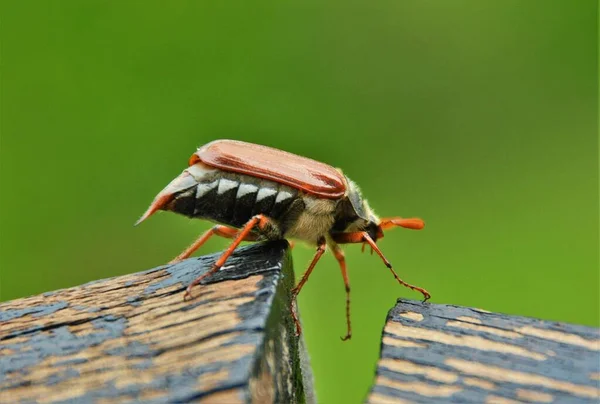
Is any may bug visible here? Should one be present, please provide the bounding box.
[136,139,429,340]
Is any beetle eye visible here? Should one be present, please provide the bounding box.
[365,222,382,242]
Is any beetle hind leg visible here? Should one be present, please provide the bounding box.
[170,225,258,264]
[290,237,327,337]
[182,215,268,301]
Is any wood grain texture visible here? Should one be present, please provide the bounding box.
[0,241,315,404]
[367,300,600,404]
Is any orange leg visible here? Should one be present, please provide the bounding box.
[332,231,430,301]
[291,237,327,337]
[170,225,258,264]
[183,215,269,300]
[331,244,352,341]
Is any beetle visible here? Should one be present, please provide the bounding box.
[136,139,430,340]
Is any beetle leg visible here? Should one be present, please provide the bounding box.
[332,232,431,301]
[379,217,425,230]
[170,225,258,264]
[331,243,352,341]
[183,215,269,301]
[291,237,327,337]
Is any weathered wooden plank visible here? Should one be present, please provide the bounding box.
[367,299,600,404]
[0,241,315,404]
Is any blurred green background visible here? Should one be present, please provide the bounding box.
[1,1,598,402]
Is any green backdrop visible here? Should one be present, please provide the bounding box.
[1,1,598,403]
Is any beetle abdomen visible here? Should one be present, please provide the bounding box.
[171,164,301,229]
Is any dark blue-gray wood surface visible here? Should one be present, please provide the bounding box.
[367,300,600,404]
[0,241,315,404]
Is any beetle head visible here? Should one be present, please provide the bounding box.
[365,219,385,242]
[335,177,424,243]
[332,179,382,239]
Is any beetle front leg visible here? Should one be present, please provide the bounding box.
[291,237,327,337]
[332,231,431,301]
[183,215,269,301]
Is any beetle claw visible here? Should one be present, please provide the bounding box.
[183,288,195,301]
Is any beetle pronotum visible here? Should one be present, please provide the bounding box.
[136,139,430,340]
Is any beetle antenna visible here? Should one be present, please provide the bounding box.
[379,217,424,231]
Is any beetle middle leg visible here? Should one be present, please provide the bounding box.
[331,243,352,341]
[170,225,258,264]
[183,214,269,301]
[291,237,326,337]
[332,231,431,301]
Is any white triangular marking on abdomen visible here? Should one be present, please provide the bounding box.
[196,180,218,198]
[237,183,258,198]
[275,190,293,204]
[256,187,277,202]
[217,179,239,194]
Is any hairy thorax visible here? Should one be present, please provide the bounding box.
[283,196,337,244]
